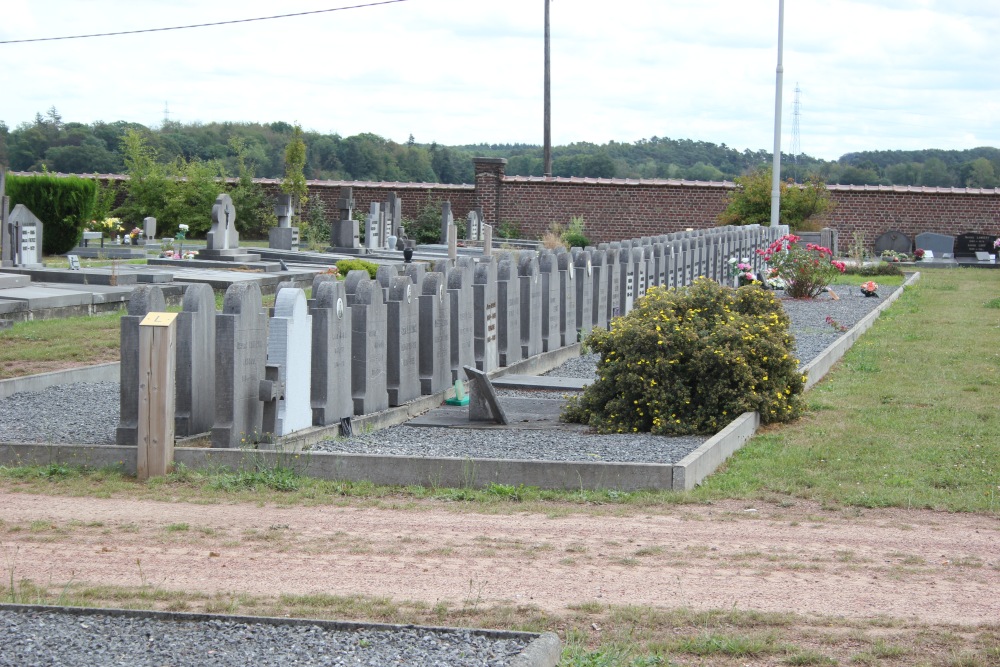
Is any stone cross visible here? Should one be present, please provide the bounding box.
[208,193,239,250]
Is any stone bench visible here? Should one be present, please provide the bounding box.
[82,231,104,247]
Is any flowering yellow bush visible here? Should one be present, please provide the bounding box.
[562,278,805,435]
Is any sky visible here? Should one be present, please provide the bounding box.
[2,0,998,162]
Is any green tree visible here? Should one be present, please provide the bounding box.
[963,157,997,188]
[717,168,833,231]
[117,128,170,225]
[919,157,953,187]
[229,136,275,239]
[281,124,308,225]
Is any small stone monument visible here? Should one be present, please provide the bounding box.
[440,201,454,244]
[200,194,263,263]
[269,194,299,251]
[143,216,157,242]
[330,186,360,249]
[5,204,44,267]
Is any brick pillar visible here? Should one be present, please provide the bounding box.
[473,157,506,229]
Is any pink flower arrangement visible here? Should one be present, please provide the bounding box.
[758,234,846,299]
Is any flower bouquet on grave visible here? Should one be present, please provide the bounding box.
[176,224,189,241]
[914,248,925,261]
[860,280,879,297]
[181,250,197,260]
[89,217,124,237]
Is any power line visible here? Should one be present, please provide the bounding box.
[0,1,408,45]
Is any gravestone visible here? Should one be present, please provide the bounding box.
[365,202,382,250]
[404,262,427,289]
[631,248,648,302]
[384,192,404,246]
[447,265,476,382]
[440,201,454,244]
[330,186,360,249]
[604,247,622,320]
[345,272,389,415]
[557,252,577,347]
[538,253,561,353]
[174,283,216,437]
[269,194,299,251]
[267,288,312,435]
[573,250,594,338]
[212,283,269,449]
[466,210,482,241]
[914,232,955,258]
[473,259,500,373]
[375,264,399,301]
[385,275,421,406]
[590,250,608,331]
[496,259,522,367]
[873,230,912,255]
[206,193,240,251]
[518,254,543,358]
[116,285,167,447]
[418,272,452,395]
[651,243,666,288]
[143,216,157,242]
[6,205,43,266]
[310,279,353,426]
[955,232,996,258]
[482,223,493,258]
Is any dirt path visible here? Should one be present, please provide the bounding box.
[2,491,998,625]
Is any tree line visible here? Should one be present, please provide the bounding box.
[2,107,998,188]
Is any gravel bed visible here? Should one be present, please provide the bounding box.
[0,608,530,667]
[0,287,889,449]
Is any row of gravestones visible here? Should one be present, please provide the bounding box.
[874,230,999,259]
[116,224,786,449]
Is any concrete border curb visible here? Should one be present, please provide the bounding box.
[0,362,120,400]
[672,411,759,491]
[0,603,560,666]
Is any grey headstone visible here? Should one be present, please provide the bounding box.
[604,247,622,320]
[310,280,353,426]
[375,264,399,302]
[473,259,500,373]
[345,272,389,415]
[385,275,421,406]
[143,216,157,241]
[447,265,475,383]
[518,254,543,358]
[557,252,578,347]
[631,247,648,303]
[116,285,167,447]
[573,250,594,339]
[207,193,239,251]
[914,232,954,258]
[418,272,451,395]
[538,253,561,353]
[212,283,268,448]
[7,205,43,266]
[175,284,216,437]
[873,231,912,255]
[440,201,453,245]
[590,249,608,331]
[496,259,522,367]
[365,202,381,250]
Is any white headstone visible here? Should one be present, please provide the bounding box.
[267,288,313,435]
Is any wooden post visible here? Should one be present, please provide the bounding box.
[137,312,178,481]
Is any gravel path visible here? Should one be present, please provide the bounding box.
[0,608,531,667]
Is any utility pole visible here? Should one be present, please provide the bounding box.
[543,0,552,177]
[791,84,801,182]
[770,0,784,227]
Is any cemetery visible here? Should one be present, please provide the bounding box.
[0,176,922,492]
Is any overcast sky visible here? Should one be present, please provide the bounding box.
[2,0,998,162]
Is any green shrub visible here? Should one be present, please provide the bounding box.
[563,278,805,435]
[402,200,444,245]
[335,258,379,279]
[562,215,591,248]
[6,173,98,255]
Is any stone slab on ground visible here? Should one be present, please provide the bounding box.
[408,397,573,429]
[0,286,96,309]
[2,266,138,286]
[148,257,282,272]
[0,273,30,289]
[490,375,591,391]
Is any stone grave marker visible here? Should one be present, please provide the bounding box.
[651,243,666,288]
[174,283,216,437]
[440,201,454,244]
[955,232,996,257]
[464,365,509,424]
[538,252,561,353]
[117,285,167,447]
[448,264,475,382]
[7,205,43,266]
[604,247,622,320]
[914,232,955,258]
[518,254,543,358]
[473,259,500,373]
[557,251,577,347]
[375,264,398,301]
[365,202,382,250]
[310,279,353,426]
[631,247,648,302]
[418,272,452,395]
[269,194,299,251]
[483,223,494,258]
[330,186,360,249]
[267,287,312,435]
[590,249,608,331]
[344,271,389,415]
[206,193,240,251]
[143,216,157,242]
[384,275,421,406]
[873,230,912,255]
[404,262,427,289]
[497,258,522,367]
[212,283,269,448]
[573,250,594,338]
